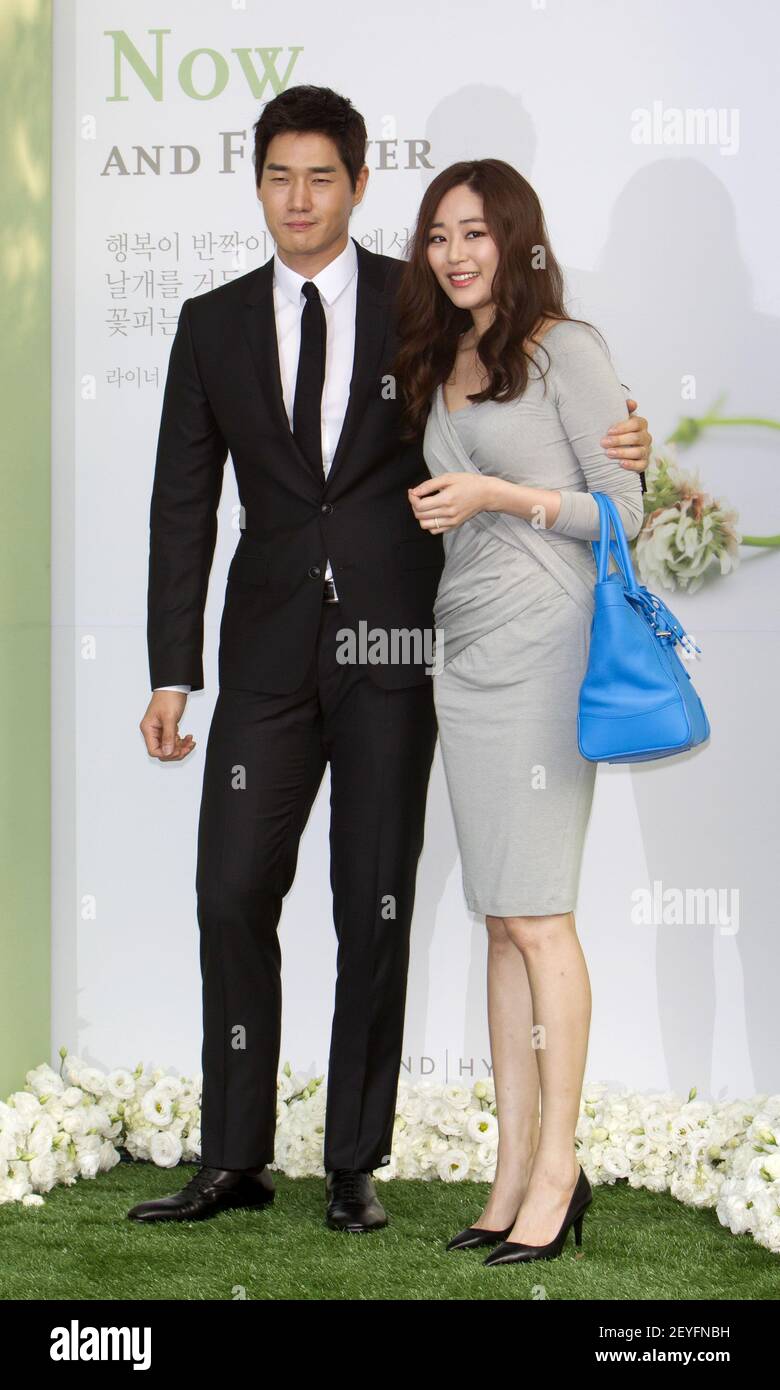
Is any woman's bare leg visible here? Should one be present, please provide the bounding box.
[498,910,591,1245]
[473,914,541,1229]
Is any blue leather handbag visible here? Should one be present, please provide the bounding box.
[577,492,711,763]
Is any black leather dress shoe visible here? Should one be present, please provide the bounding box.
[127,1164,275,1222]
[325,1169,388,1232]
[445,1222,514,1251]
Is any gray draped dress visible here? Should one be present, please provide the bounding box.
[423,319,644,917]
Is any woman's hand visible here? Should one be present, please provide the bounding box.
[407,473,496,533]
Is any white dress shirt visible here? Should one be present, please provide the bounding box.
[156,236,358,694]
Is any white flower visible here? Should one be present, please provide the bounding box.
[588,1126,610,1144]
[754,1219,780,1255]
[78,1149,102,1179]
[466,1111,498,1144]
[397,1093,424,1123]
[98,1141,121,1174]
[625,1134,653,1162]
[29,1153,59,1192]
[150,1075,184,1101]
[437,1149,470,1181]
[277,1068,313,1103]
[441,1085,471,1110]
[640,1170,668,1193]
[140,1087,174,1127]
[106,1070,136,1100]
[716,1182,755,1235]
[25,1064,65,1099]
[182,1126,201,1163]
[6,1091,41,1120]
[475,1142,498,1174]
[150,1131,183,1168]
[82,1104,111,1134]
[177,1079,200,1110]
[61,1109,90,1137]
[605,1099,632,1126]
[42,1099,66,1124]
[0,1169,33,1202]
[422,1098,452,1129]
[644,1113,673,1144]
[28,1116,58,1155]
[748,1113,780,1147]
[679,1100,716,1128]
[75,1068,109,1098]
[601,1147,632,1180]
[760,1153,780,1182]
[124,1127,155,1162]
[436,1109,466,1138]
[750,1184,780,1225]
[60,1054,89,1084]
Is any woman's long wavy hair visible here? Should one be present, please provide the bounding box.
[392,159,603,440]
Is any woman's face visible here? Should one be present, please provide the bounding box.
[425,184,499,314]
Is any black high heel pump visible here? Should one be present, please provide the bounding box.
[482,1165,592,1266]
[445,1222,515,1251]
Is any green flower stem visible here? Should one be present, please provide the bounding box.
[660,412,780,545]
[700,417,780,431]
[666,414,780,445]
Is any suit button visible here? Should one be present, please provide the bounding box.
[321,502,333,514]
[308,565,321,578]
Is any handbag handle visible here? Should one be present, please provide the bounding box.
[589,494,627,578]
[591,492,641,596]
[590,492,701,656]
[590,532,623,576]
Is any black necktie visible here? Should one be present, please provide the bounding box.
[293,281,326,477]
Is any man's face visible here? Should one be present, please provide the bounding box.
[257,130,368,263]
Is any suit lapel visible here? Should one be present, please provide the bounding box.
[242,238,392,491]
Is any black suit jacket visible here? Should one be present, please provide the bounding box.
[147,237,445,694]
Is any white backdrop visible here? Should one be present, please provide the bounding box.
[51,0,780,1103]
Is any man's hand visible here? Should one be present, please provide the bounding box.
[140,691,196,761]
[601,398,652,473]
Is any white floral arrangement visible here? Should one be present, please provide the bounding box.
[1,1051,778,1255]
[633,448,741,593]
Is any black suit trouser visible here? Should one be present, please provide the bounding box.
[195,597,438,1172]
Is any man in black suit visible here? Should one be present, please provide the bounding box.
[131,86,651,1231]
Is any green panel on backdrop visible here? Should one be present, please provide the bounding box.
[0,0,52,1097]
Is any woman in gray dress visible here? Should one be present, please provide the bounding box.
[394,160,649,1265]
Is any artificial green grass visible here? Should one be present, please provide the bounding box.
[0,1162,775,1301]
